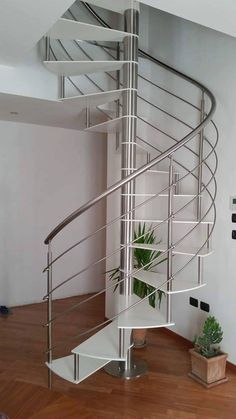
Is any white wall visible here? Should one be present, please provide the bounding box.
[139,0,236,39]
[0,45,58,100]
[142,7,236,363]
[0,121,107,306]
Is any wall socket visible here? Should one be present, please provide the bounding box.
[200,301,210,312]
[189,297,210,313]
[189,297,198,308]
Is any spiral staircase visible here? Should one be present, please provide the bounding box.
[42,0,218,386]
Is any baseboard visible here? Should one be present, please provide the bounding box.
[162,327,236,372]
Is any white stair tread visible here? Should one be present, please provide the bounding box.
[117,294,174,329]
[72,321,132,361]
[147,169,172,174]
[123,219,214,225]
[133,270,206,294]
[44,60,130,76]
[61,89,130,108]
[130,243,213,257]
[46,355,109,384]
[121,193,198,197]
[85,116,137,133]
[84,0,139,14]
[48,18,136,42]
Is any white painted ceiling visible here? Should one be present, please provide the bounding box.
[139,0,236,39]
[0,0,76,66]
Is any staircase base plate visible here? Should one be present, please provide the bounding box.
[104,359,148,379]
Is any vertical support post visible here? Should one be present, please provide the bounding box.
[119,6,139,371]
[45,36,50,61]
[116,43,121,150]
[105,3,147,379]
[197,257,203,285]
[74,354,79,382]
[174,173,180,195]
[206,223,210,250]
[197,92,205,284]
[118,328,125,359]
[120,9,139,296]
[197,92,205,220]
[60,75,65,100]
[167,156,174,323]
[47,242,53,389]
[86,107,91,128]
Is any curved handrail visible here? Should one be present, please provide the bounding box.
[43,4,218,357]
[44,88,215,244]
[44,4,216,244]
[44,128,217,272]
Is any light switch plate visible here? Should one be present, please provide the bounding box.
[230,196,236,211]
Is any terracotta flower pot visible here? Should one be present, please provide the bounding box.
[189,348,228,388]
[133,328,147,348]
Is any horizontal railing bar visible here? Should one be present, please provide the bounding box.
[43,136,217,273]
[50,43,215,194]
[44,91,215,244]
[46,190,216,352]
[45,247,175,352]
[43,155,217,299]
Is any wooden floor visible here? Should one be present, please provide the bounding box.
[1,295,236,419]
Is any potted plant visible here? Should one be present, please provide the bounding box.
[189,316,228,388]
[108,223,167,348]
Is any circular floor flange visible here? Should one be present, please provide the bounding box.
[104,359,148,379]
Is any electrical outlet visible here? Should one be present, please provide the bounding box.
[232,214,236,223]
[189,297,198,308]
[200,301,210,312]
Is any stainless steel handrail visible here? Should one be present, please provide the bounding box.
[43,2,218,381]
[45,86,215,244]
[44,148,217,299]
[44,129,217,272]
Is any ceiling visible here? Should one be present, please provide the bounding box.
[0,0,76,65]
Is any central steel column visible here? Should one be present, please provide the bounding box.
[105,3,147,379]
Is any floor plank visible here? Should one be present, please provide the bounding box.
[0,295,236,418]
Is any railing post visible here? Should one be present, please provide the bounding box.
[174,173,180,195]
[167,155,174,323]
[86,106,91,128]
[45,36,50,61]
[197,92,205,284]
[46,241,53,388]
[60,75,65,100]
[74,354,79,382]
[116,42,121,150]
[197,91,205,220]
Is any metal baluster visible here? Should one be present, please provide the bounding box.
[74,354,79,381]
[60,75,65,99]
[174,173,180,195]
[197,92,205,284]
[86,106,91,128]
[167,156,174,323]
[116,42,121,150]
[207,223,210,250]
[197,92,205,219]
[47,242,53,388]
[45,36,50,61]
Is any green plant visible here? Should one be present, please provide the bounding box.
[108,223,167,308]
[194,316,223,358]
